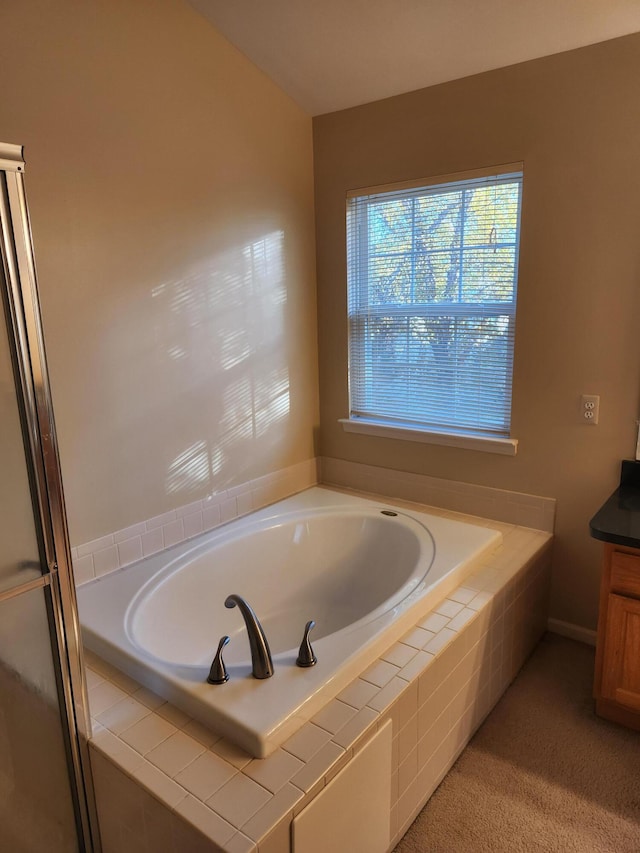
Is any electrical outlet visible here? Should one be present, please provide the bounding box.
[581,394,599,425]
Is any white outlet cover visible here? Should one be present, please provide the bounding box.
[581,394,600,425]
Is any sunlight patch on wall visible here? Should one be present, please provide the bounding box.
[159,229,293,499]
[166,440,218,495]
[254,367,290,437]
[167,345,186,360]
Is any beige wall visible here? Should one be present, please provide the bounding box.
[313,34,640,632]
[2,0,637,631]
[0,0,319,544]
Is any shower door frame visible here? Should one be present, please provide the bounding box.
[0,142,99,851]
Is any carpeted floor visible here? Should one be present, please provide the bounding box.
[393,633,640,853]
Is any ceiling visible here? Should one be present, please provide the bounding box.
[189,0,640,115]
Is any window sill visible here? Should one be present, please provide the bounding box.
[338,418,518,456]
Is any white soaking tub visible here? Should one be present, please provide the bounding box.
[78,487,501,757]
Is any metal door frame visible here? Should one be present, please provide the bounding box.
[0,142,99,852]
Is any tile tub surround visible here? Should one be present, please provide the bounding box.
[86,508,552,853]
[71,458,319,585]
[320,457,556,533]
[71,456,556,589]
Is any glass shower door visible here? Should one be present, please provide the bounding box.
[0,588,80,851]
[0,144,95,851]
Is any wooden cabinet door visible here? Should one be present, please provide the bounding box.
[601,593,640,712]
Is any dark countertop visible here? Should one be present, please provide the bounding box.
[590,460,640,548]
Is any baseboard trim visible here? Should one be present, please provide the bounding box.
[547,618,597,647]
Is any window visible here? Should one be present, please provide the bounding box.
[344,165,523,455]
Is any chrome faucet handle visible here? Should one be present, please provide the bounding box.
[296,620,317,668]
[207,635,230,684]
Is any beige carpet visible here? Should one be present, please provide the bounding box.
[394,633,640,853]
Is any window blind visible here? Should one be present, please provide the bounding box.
[346,169,523,437]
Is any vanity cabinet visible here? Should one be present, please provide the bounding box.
[594,544,640,728]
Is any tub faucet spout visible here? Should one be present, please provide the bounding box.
[224,594,274,679]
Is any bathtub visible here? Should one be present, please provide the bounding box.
[78,487,501,757]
